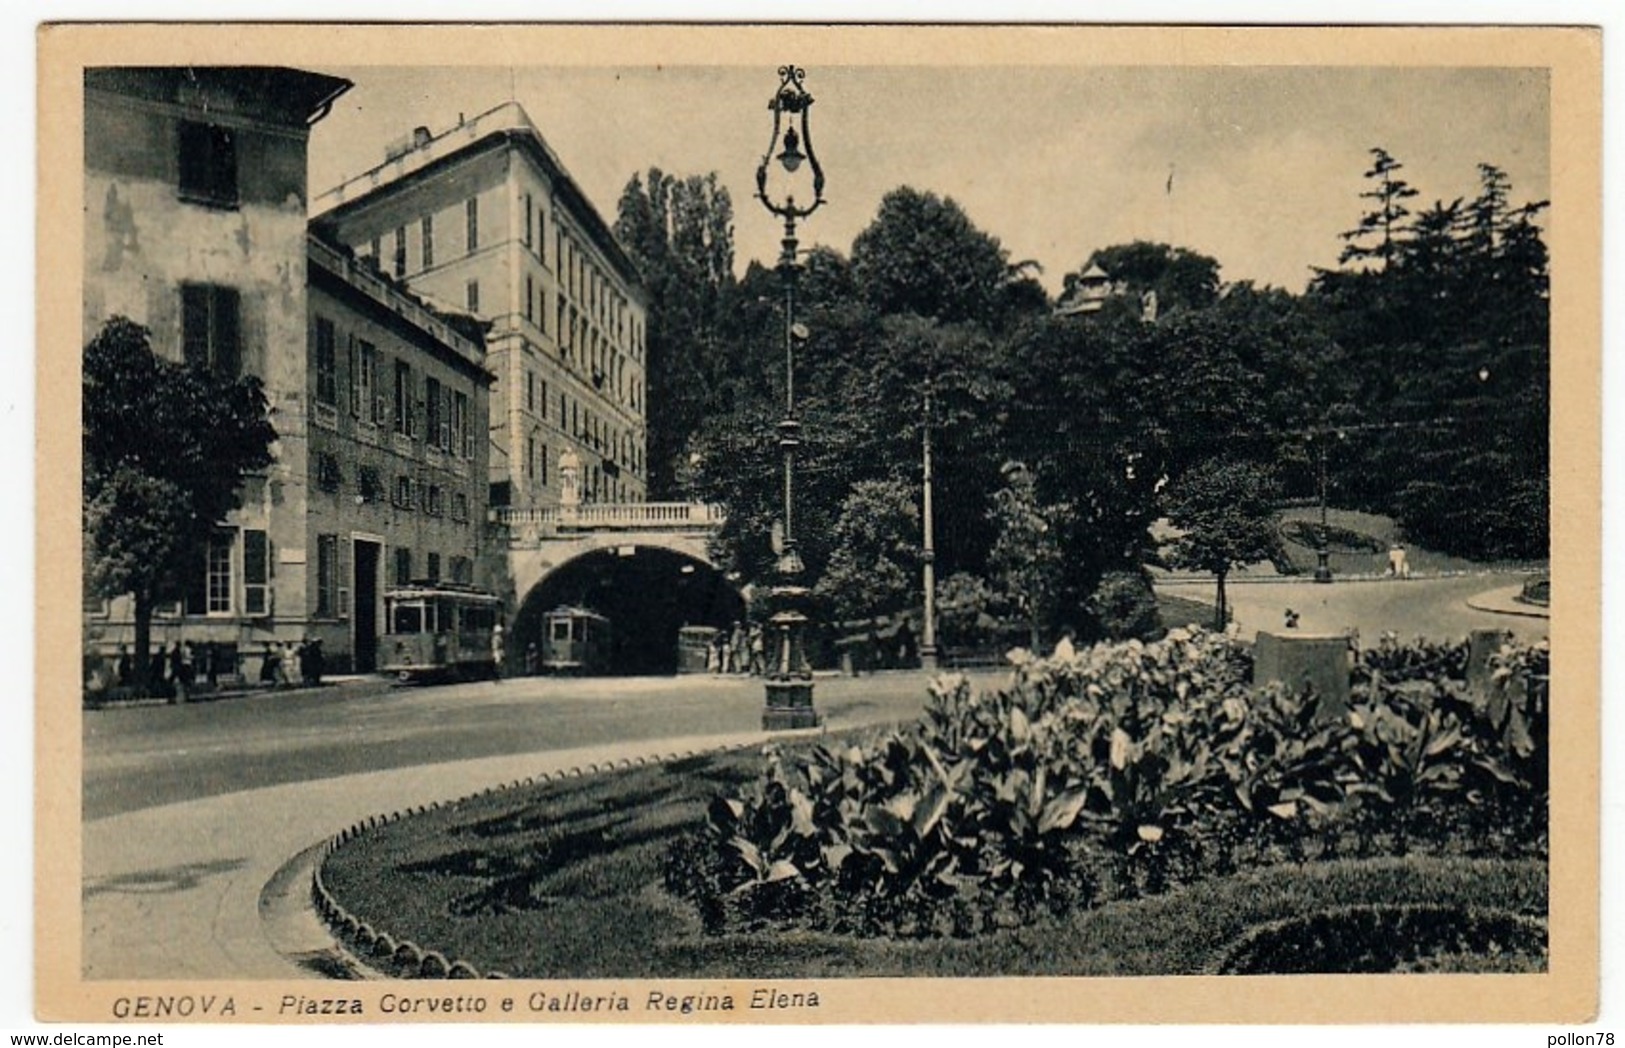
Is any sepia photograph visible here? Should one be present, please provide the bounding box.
[33,20,1603,1028]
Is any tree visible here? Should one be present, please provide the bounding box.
[987,463,1073,649]
[83,317,277,689]
[850,186,1013,328]
[1162,459,1284,629]
[614,168,736,498]
[814,479,920,623]
[1338,146,1419,271]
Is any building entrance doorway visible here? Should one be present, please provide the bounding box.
[353,538,380,672]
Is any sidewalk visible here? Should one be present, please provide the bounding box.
[82,730,776,980]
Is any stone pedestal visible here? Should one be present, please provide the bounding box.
[1253,630,1352,722]
[1466,627,1515,698]
[762,584,819,731]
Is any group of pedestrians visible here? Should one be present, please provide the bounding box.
[257,637,324,691]
[708,620,767,676]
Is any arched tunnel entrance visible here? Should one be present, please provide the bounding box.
[512,546,746,676]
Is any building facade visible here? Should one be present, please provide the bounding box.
[311,102,649,514]
[83,67,493,680]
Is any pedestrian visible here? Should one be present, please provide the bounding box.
[114,644,132,688]
[706,632,721,675]
[719,627,735,675]
[748,623,766,676]
[491,621,505,681]
[298,636,314,687]
[525,641,539,676]
[1388,542,1411,580]
[308,637,324,687]
[730,621,748,675]
[276,640,295,689]
[167,641,188,704]
[259,643,280,687]
[202,641,219,689]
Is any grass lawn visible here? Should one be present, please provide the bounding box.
[321,746,1547,978]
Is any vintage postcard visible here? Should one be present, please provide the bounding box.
[36,22,1601,1027]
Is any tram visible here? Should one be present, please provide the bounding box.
[380,582,504,682]
[541,605,613,675]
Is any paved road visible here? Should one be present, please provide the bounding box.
[84,671,970,820]
[1156,571,1549,644]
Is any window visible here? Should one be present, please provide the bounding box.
[393,225,407,278]
[394,546,412,586]
[538,208,547,266]
[540,444,548,486]
[466,280,480,314]
[315,317,338,406]
[540,379,548,419]
[525,274,534,324]
[454,391,470,458]
[393,360,413,436]
[465,197,479,253]
[177,120,237,207]
[426,485,444,517]
[370,236,381,269]
[556,298,566,352]
[207,531,233,614]
[526,371,535,412]
[526,434,536,479]
[425,376,443,450]
[181,284,241,378]
[346,335,361,416]
[358,464,383,504]
[450,555,472,584]
[315,451,342,493]
[523,192,533,247]
[187,531,235,615]
[394,474,414,509]
[452,492,469,522]
[316,533,339,618]
[360,341,382,424]
[421,215,434,269]
[426,552,441,581]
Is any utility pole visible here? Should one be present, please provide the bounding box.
[920,377,938,672]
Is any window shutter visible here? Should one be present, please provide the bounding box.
[181,285,209,368]
[337,536,351,619]
[214,286,241,378]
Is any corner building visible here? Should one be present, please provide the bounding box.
[83,67,493,677]
[312,103,650,514]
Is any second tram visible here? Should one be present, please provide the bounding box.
[381,582,504,682]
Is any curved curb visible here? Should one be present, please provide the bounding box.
[1205,903,1548,975]
[1464,585,1552,620]
[307,738,768,980]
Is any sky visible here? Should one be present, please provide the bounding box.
[309,64,1549,295]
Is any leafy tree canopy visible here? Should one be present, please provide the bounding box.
[83,317,277,684]
[850,186,1013,328]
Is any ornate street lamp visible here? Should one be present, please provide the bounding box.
[756,65,826,731]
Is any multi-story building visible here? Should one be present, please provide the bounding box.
[82,66,493,679]
[311,102,649,514]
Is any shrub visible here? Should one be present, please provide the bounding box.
[1089,570,1163,641]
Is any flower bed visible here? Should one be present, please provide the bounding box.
[666,629,1549,939]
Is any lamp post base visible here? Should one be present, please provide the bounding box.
[1314,549,1333,584]
[919,644,939,673]
[761,583,820,731]
[763,678,820,730]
